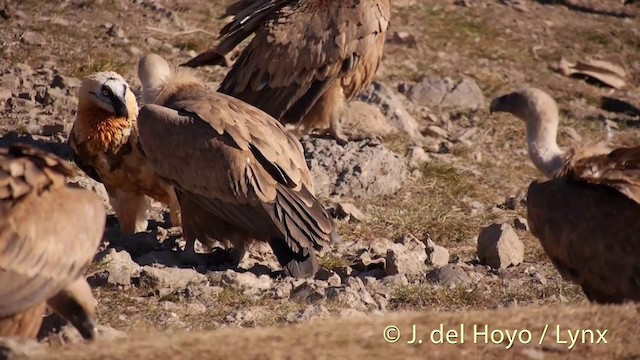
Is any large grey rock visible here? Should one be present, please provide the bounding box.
[477,223,525,269]
[408,77,485,111]
[356,81,422,140]
[304,138,408,199]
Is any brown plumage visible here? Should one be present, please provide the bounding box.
[68,71,181,235]
[0,144,104,339]
[183,0,391,145]
[490,87,640,303]
[137,54,338,278]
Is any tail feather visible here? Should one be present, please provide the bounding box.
[269,237,318,278]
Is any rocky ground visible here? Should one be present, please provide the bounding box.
[1,0,640,358]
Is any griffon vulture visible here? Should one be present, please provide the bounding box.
[183,0,391,145]
[490,87,640,303]
[137,54,338,278]
[0,144,104,339]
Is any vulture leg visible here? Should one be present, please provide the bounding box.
[107,187,149,235]
[0,303,47,339]
[175,229,207,267]
[166,187,183,228]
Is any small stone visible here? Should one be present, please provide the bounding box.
[334,202,367,222]
[388,31,417,48]
[381,274,409,287]
[139,266,208,290]
[51,74,81,89]
[106,25,125,38]
[290,282,326,304]
[385,234,428,278]
[220,270,272,291]
[477,223,525,269]
[0,88,11,102]
[89,248,141,288]
[426,264,471,286]
[425,237,449,268]
[406,146,429,168]
[514,217,529,231]
[21,31,44,46]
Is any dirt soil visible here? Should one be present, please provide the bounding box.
[2,0,640,359]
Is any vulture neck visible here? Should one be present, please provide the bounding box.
[524,111,565,178]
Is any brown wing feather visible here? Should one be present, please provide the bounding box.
[527,178,640,303]
[137,90,333,254]
[0,145,105,317]
[560,145,640,204]
[206,0,390,124]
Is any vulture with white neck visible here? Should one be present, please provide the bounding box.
[136,54,339,278]
[490,87,640,304]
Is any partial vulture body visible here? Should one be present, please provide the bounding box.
[183,0,391,144]
[68,71,181,234]
[0,144,104,339]
[491,87,640,303]
[138,54,338,277]
[528,146,640,303]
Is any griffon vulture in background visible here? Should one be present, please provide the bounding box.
[183,0,391,145]
[0,144,104,339]
[68,71,181,235]
[490,87,640,303]
[137,54,338,278]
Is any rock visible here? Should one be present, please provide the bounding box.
[477,223,525,269]
[325,277,375,310]
[21,31,44,46]
[346,101,396,137]
[333,202,367,222]
[381,274,409,287]
[220,270,272,291]
[385,234,428,278]
[1,74,20,90]
[441,78,485,110]
[286,304,329,323]
[425,238,449,268]
[514,217,529,231]
[338,308,367,318]
[106,25,125,38]
[426,264,471,286]
[89,248,141,288]
[50,74,81,89]
[139,266,208,290]
[351,250,386,272]
[0,88,11,102]
[409,77,454,107]
[406,146,429,168]
[408,77,485,110]
[388,31,417,48]
[356,81,422,140]
[290,282,326,304]
[304,137,408,199]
